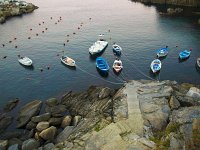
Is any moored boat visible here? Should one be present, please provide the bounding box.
[61,55,76,67]
[197,57,200,68]
[179,49,191,60]
[96,57,109,73]
[89,34,108,55]
[113,59,123,73]
[18,56,33,66]
[156,47,168,58]
[112,44,122,55]
[150,59,162,73]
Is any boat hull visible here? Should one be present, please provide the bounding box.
[61,56,76,67]
[197,58,200,68]
[96,57,109,73]
[18,57,33,66]
[150,59,162,73]
[156,48,168,58]
[112,44,122,56]
[89,41,108,55]
[179,50,191,60]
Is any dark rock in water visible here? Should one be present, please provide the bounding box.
[3,99,20,112]
[26,121,37,130]
[31,113,51,123]
[17,100,42,128]
[39,126,57,141]
[0,140,8,150]
[45,105,66,117]
[22,138,40,150]
[48,117,63,126]
[0,116,13,134]
[45,98,58,107]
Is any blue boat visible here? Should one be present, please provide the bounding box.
[156,47,168,58]
[179,50,191,60]
[96,57,109,73]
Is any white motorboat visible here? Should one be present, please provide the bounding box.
[113,59,123,73]
[61,55,76,67]
[18,56,33,66]
[89,34,108,55]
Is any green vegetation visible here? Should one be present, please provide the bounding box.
[150,122,182,150]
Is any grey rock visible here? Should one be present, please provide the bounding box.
[169,133,184,150]
[17,100,42,128]
[22,138,40,150]
[73,116,81,126]
[98,87,113,99]
[48,117,63,126]
[169,96,180,110]
[31,113,51,123]
[0,116,13,133]
[170,106,200,124]
[61,116,72,128]
[175,93,200,107]
[26,121,37,130]
[186,87,200,99]
[45,105,66,117]
[39,126,57,141]
[0,140,8,150]
[8,144,19,150]
[36,121,49,131]
[43,143,54,150]
[55,126,74,143]
[4,99,19,112]
[45,98,58,107]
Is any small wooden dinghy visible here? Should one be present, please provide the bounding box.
[61,55,76,67]
[18,56,33,66]
[96,57,109,73]
[179,50,191,60]
[112,44,122,55]
[156,47,168,58]
[150,59,162,73]
[113,59,123,73]
[197,57,200,68]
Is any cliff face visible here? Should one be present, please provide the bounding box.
[133,0,200,7]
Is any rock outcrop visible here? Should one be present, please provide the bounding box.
[0,80,200,149]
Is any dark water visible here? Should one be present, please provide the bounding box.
[0,0,200,107]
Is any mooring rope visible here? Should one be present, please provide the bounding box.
[76,64,126,85]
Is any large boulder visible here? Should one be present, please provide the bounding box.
[3,99,20,112]
[17,100,42,128]
[0,116,13,133]
[36,121,49,131]
[186,87,200,99]
[45,105,66,117]
[169,96,180,110]
[8,144,19,150]
[45,98,58,107]
[48,117,63,126]
[22,139,40,150]
[39,126,57,141]
[61,115,72,128]
[31,113,51,123]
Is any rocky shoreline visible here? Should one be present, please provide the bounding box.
[0,1,38,24]
[0,80,200,150]
[132,0,200,25]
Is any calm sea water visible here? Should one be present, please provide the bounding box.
[0,0,200,107]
